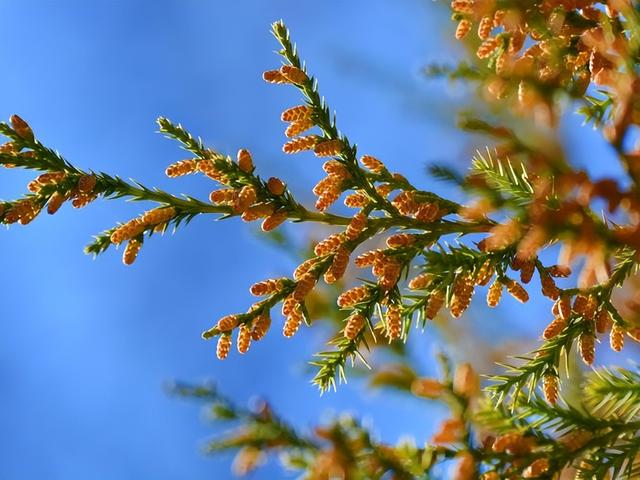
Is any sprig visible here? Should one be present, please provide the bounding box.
[585,366,640,422]
[488,321,582,406]
[471,149,536,208]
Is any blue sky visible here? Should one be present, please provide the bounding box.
[0,1,626,479]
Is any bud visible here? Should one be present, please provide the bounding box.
[344,313,365,340]
[455,19,472,40]
[432,418,465,444]
[283,304,303,337]
[385,305,402,340]
[506,279,529,303]
[453,363,480,398]
[543,374,559,404]
[232,446,263,476]
[477,37,498,59]
[314,233,344,256]
[316,191,338,211]
[548,264,571,277]
[324,247,349,284]
[376,183,393,198]
[386,233,416,248]
[391,191,417,215]
[345,211,367,240]
[233,185,257,213]
[558,295,572,320]
[33,171,66,189]
[267,177,286,195]
[344,192,369,208]
[0,141,16,155]
[241,203,275,222]
[71,193,97,209]
[492,433,530,454]
[141,207,176,226]
[166,159,198,177]
[322,160,350,178]
[540,273,559,299]
[110,218,146,244]
[236,149,254,173]
[477,16,493,40]
[280,65,307,84]
[450,274,474,318]
[216,334,232,360]
[262,70,288,83]
[610,324,624,352]
[283,135,318,154]
[584,296,597,320]
[237,324,251,354]
[250,278,283,296]
[487,280,503,307]
[573,295,588,314]
[411,378,444,398]
[426,290,445,319]
[10,115,34,142]
[543,317,566,340]
[451,0,474,14]
[210,188,237,205]
[261,210,287,232]
[281,105,312,122]
[281,295,297,317]
[46,191,66,215]
[198,159,223,181]
[596,309,611,333]
[293,257,320,280]
[122,238,142,265]
[377,257,401,291]
[314,139,344,157]
[360,155,385,173]
[251,312,271,341]
[27,179,42,193]
[510,31,527,56]
[493,9,506,26]
[292,273,317,302]
[285,118,314,138]
[408,273,431,290]
[216,314,239,332]
[337,285,370,308]
[579,333,595,365]
[313,175,342,196]
[415,203,440,223]
[520,261,535,284]
[453,452,475,480]
[354,249,383,268]
[475,261,494,286]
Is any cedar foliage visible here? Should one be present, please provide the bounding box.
[4,1,640,478]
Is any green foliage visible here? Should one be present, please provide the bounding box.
[578,93,614,128]
[424,62,483,81]
[585,366,640,421]
[470,149,536,208]
[488,321,581,406]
